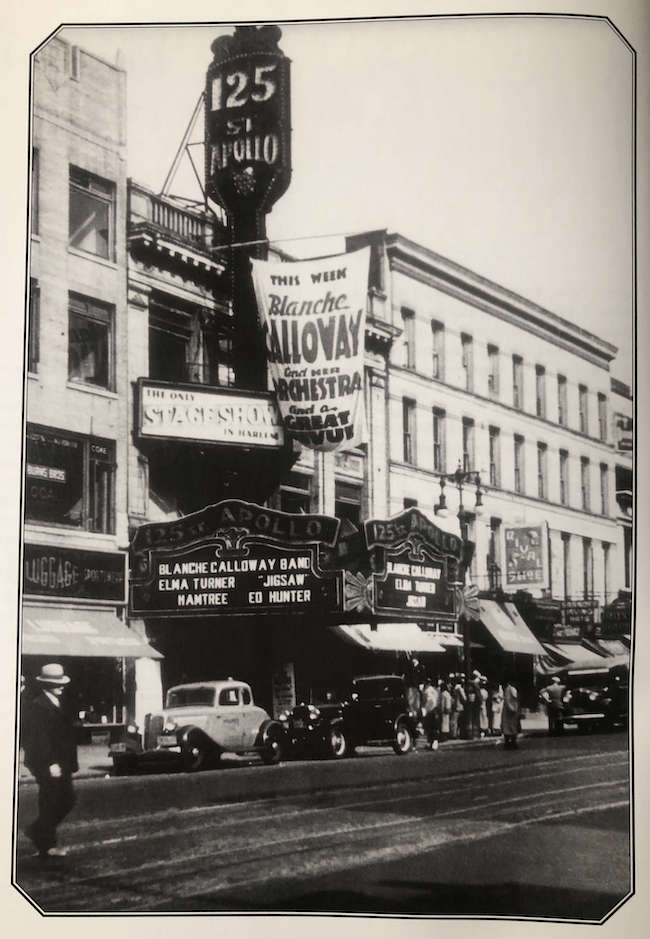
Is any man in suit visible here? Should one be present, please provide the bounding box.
[539,675,566,735]
[22,663,78,859]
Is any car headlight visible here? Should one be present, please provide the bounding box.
[562,692,572,703]
[308,705,321,718]
[278,711,289,723]
[127,723,139,734]
[163,719,177,732]
[588,692,598,702]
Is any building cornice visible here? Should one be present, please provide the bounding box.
[386,233,617,370]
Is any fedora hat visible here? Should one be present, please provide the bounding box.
[36,663,70,686]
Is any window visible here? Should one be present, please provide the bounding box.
[24,425,115,533]
[535,365,546,419]
[602,542,610,604]
[31,147,39,235]
[431,320,444,380]
[579,384,589,434]
[598,393,608,441]
[69,165,115,260]
[462,418,474,472]
[28,279,40,373]
[489,426,500,487]
[403,398,416,464]
[432,407,445,472]
[68,294,114,390]
[512,355,523,410]
[600,463,609,516]
[403,498,418,509]
[335,481,362,528]
[401,308,415,369]
[514,434,525,494]
[580,457,591,511]
[487,344,499,397]
[557,374,568,426]
[582,538,594,599]
[218,687,240,706]
[280,472,311,514]
[461,333,473,392]
[537,442,548,499]
[559,449,569,506]
[562,533,571,599]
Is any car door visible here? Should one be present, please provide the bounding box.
[216,685,242,751]
[239,685,262,750]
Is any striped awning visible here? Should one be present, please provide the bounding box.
[22,606,162,659]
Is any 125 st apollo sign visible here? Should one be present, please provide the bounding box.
[205,26,291,216]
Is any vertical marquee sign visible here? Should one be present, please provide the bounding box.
[205,25,292,390]
[205,25,291,217]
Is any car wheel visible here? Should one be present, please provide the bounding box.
[112,756,135,777]
[393,721,415,755]
[182,739,210,772]
[326,726,349,760]
[261,729,283,765]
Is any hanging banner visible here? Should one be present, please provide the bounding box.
[251,248,370,451]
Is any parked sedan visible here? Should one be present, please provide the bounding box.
[110,679,285,774]
[559,663,629,732]
[279,675,419,760]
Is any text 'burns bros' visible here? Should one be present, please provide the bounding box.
[205,26,291,215]
[251,248,370,451]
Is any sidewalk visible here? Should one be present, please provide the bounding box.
[17,709,549,783]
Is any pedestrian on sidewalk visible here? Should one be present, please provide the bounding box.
[450,674,466,739]
[502,676,521,750]
[490,681,504,736]
[479,677,490,738]
[440,680,452,741]
[421,677,440,750]
[22,663,78,859]
[539,676,566,735]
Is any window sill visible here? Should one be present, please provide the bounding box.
[66,381,118,400]
[27,370,39,380]
[67,246,118,271]
[31,234,41,243]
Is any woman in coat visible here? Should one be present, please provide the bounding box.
[502,677,521,750]
[479,678,490,737]
[440,681,452,741]
[491,682,504,735]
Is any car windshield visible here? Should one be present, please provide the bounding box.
[353,678,403,701]
[564,671,609,690]
[166,686,215,708]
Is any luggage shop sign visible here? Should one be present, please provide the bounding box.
[251,248,370,451]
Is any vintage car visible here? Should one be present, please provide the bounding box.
[279,675,419,760]
[558,662,629,732]
[110,679,285,774]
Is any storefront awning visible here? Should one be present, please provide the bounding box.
[479,600,545,655]
[332,623,446,653]
[551,642,609,670]
[594,639,629,659]
[436,633,463,648]
[22,606,163,658]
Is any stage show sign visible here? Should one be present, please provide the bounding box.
[251,248,370,451]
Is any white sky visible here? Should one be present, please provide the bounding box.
[59,16,634,383]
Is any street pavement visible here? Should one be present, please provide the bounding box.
[13,727,630,920]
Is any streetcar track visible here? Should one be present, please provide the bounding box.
[17,748,629,847]
[20,776,628,907]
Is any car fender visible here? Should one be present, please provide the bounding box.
[176,724,218,753]
[256,718,284,748]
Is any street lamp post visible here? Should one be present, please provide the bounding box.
[433,461,484,682]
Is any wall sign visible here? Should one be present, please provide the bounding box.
[372,544,454,618]
[205,26,291,216]
[505,525,548,588]
[137,380,284,449]
[130,499,343,619]
[23,544,126,603]
[251,248,370,451]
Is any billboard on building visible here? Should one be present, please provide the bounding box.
[504,524,549,589]
[251,248,370,451]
